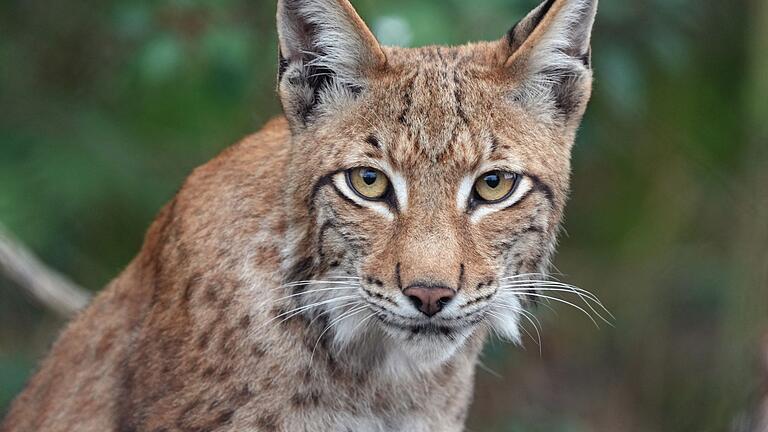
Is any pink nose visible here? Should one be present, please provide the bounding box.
[403,286,456,317]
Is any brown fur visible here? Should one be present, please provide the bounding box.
[1,0,597,430]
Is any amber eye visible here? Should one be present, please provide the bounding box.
[347,167,390,200]
[473,171,520,203]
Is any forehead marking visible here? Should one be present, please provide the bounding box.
[489,135,501,157]
[365,134,380,149]
[397,72,417,126]
[452,67,470,128]
[395,52,476,163]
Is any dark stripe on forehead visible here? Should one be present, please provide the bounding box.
[398,71,418,125]
[490,135,501,156]
[365,134,380,149]
[452,68,470,127]
[363,134,384,158]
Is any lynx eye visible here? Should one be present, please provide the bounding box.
[347,167,390,200]
[473,171,520,203]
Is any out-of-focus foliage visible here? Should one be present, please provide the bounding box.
[1,0,766,430]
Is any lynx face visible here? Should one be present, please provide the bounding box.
[277,0,596,367]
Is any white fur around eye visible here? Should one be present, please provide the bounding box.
[456,176,475,212]
[469,176,533,224]
[332,172,394,221]
[387,169,409,212]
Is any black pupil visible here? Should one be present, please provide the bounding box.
[484,173,501,189]
[361,169,378,186]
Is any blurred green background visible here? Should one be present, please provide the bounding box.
[1,0,767,430]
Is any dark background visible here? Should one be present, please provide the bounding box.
[1,0,767,430]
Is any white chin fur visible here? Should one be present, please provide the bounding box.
[379,327,471,378]
[396,330,468,364]
[331,310,472,377]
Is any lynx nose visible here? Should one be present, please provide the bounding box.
[403,286,456,317]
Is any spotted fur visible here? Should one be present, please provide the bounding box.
[1,0,597,431]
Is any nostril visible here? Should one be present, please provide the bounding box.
[408,295,424,310]
[437,296,453,308]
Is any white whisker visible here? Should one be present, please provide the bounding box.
[496,300,544,333]
[486,309,539,349]
[501,272,547,280]
[504,292,604,327]
[492,303,543,352]
[307,300,362,328]
[500,285,603,307]
[476,360,503,379]
[528,298,558,315]
[279,280,361,289]
[481,320,502,343]
[500,283,614,322]
[266,286,358,305]
[257,295,358,332]
[309,305,369,367]
[349,312,376,336]
[501,280,604,303]
[323,276,362,280]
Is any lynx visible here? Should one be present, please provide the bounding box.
[1,0,599,430]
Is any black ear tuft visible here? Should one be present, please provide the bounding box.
[276,0,385,129]
[503,0,598,119]
[507,0,556,53]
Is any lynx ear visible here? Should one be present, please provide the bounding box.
[276,0,386,129]
[501,0,597,120]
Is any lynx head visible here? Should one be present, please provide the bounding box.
[276,0,597,368]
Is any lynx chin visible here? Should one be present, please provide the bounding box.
[1,0,607,431]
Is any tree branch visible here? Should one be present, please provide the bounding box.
[0,223,90,318]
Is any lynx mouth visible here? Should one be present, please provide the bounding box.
[366,302,485,341]
[378,318,462,340]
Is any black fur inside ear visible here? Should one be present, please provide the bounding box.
[283,61,363,124]
[279,17,341,124]
[504,0,597,119]
[281,62,365,126]
[276,0,381,128]
[507,0,556,54]
[300,63,336,123]
[548,67,588,118]
[532,0,557,24]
